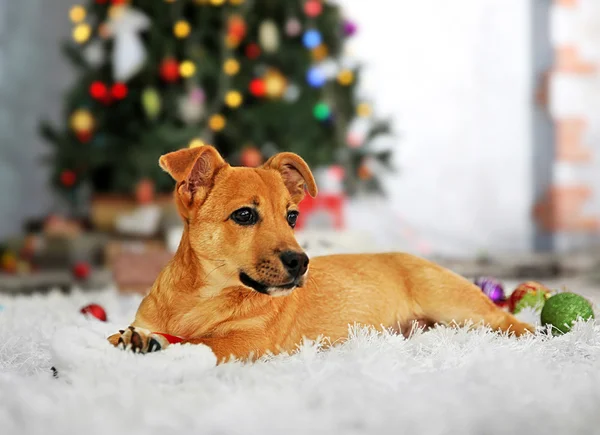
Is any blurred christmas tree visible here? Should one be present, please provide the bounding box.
[40,0,394,207]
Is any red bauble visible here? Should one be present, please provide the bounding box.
[76,131,93,143]
[110,0,126,4]
[73,261,91,280]
[80,303,107,322]
[245,43,261,60]
[60,170,77,187]
[111,82,128,99]
[241,147,263,167]
[228,16,247,41]
[249,78,266,97]
[89,81,108,100]
[160,58,180,82]
[304,0,323,17]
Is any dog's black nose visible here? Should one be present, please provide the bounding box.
[280,251,309,278]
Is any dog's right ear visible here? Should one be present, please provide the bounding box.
[159,145,226,208]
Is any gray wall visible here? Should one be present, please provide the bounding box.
[0,0,75,239]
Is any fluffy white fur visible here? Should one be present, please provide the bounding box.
[1,286,600,435]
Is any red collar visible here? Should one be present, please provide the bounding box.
[153,332,184,344]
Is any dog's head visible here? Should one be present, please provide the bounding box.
[159,145,318,297]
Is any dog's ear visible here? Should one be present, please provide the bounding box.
[159,145,226,208]
[262,152,318,202]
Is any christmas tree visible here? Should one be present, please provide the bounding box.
[41,0,394,206]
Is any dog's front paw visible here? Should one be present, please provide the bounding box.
[107,326,169,354]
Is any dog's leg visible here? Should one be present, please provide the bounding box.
[414,274,534,336]
[107,326,171,353]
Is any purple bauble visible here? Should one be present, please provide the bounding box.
[342,19,357,37]
[474,277,505,303]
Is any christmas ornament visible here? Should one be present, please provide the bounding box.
[80,303,107,322]
[111,82,128,99]
[70,109,95,133]
[283,83,300,102]
[285,18,302,37]
[160,57,180,82]
[141,88,161,119]
[179,60,196,78]
[357,102,372,117]
[249,78,266,97]
[474,277,505,304]
[303,29,322,49]
[174,20,191,38]
[264,69,287,98]
[89,81,108,100]
[105,5,150,81]
[509,281,552,314]
[337,69,354,86]
[318,58,339,79]
[358,164,372,180]
[73,261,91,280]
[83,40,106,68]
[346,117,369,148]
[312,45,329,62]
[306,66,326,88]
[135,178,155,205]
[225,90,243,108]
[313,102,331,121]
[179,89,205,124]
[73,23,92,44]
[69,5,86,23]
[208,114,226,131]
[228,15,247,44]
[189,138,204,148]
[304,0,323,17]
[1,251,17,273]
[76,131,93,143]
[540,292,594,335]
[259,20,279,53]
[211,0,225,4]
[223,58,240,75]
[241,147,263,167]
[190,87,205,103]
[245,43,261,59]
[342,19,357,37]
[60,170,77,187]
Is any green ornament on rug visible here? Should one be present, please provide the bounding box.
[540,292,595,335]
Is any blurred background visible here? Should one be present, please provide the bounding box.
[1,0,599,294]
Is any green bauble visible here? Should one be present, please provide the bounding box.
[540,292,595,335]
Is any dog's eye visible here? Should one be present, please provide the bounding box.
[231,208,258,226]
[287,211,299,228]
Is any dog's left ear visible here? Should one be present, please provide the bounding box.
[263,152,318,202]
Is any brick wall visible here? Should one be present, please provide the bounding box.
[535,0,600,251]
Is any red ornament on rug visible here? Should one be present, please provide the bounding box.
[111,82,128,100]
[160,58,180,82]
[80,303,107,322]
[73,261,91,280]
[60,170,77,187]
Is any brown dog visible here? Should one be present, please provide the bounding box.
[108,145,533,362]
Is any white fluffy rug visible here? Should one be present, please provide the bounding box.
[2,287,600,435]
